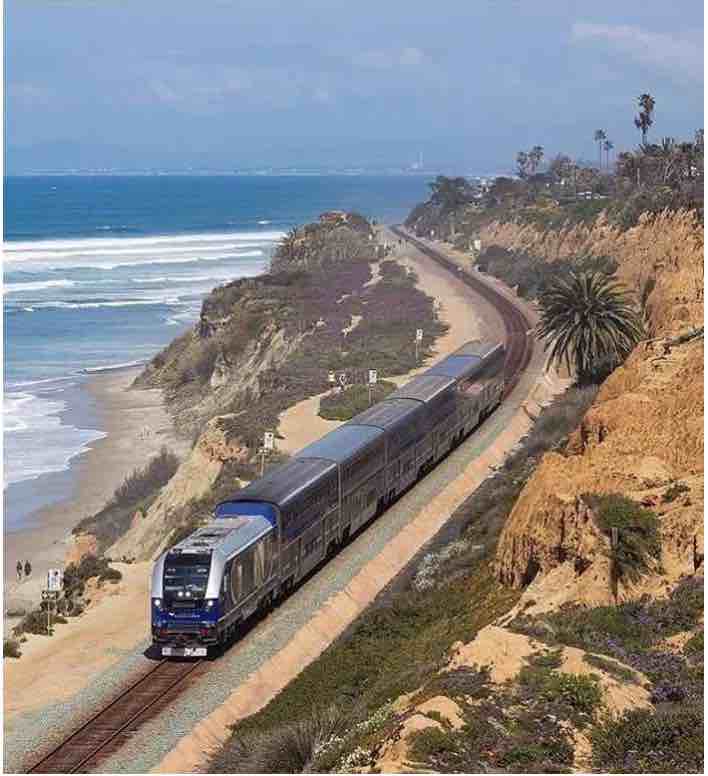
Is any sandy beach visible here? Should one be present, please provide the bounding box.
[3,368,188,623]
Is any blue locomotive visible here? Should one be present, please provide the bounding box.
[151,341,505,656]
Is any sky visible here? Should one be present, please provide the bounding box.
[5,0,704,173]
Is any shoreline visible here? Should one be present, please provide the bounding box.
[3,366,188,620]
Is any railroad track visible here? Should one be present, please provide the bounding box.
[390,226,534,395]
[28,659,202,773]
[27,228,534,775]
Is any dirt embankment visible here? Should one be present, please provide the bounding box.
[485,210,704,609]
[349,211,703,774]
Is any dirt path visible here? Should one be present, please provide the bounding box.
[276,228,505,454]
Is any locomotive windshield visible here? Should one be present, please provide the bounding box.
[163,552,211,599]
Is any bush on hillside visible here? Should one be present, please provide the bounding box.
[63,553,122,598]
[585,493,661,584]
[109,448,180,510]
[591,706,704,773]
[73,448,179,551]
[318,381,397,421]
[210,706,348,773]
[3,639,21,658]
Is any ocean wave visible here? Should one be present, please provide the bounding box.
[6,242,268,263]
[7,375,76,390]
[80,359,148,374]
[4,388,106,488]
[4,230,285,256]
[27,298,180,310]
[5,279,76,293]
[6,249,267,272]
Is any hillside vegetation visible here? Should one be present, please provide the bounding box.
[77,212,446,560]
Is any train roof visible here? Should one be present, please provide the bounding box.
[295,423,384,464]
[451,341,501,358]
[230,457,337,508]
[385,373,455,404]
[349,397,422,431]
[167,514,273,559]
[425,354,483,381]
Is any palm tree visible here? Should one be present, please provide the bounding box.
[537,270,644,384]
[603,139,614,170]
[594,129,607,169]
[634,93,655,145]
[528,145,544,175]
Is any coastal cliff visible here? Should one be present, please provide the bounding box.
[105,213,447,560]
[208,196,703,773]
[485,211,704,607]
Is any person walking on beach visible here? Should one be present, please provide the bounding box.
[24,560,32,578]
[16,561,22,582]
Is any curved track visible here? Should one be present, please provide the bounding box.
[28,660,202,773]
[26,227,534,775]
[390,226,534,393]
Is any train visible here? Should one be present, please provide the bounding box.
[151,340,506,657]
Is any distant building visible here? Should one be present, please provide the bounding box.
[319,211,349,226]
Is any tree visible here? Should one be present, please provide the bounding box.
[634,93,655,145]
[603,139,614,170]
[516,151,530,179]
[428,176,475,211]
[549,154,574,184]
[537,270,644,384]
[593,129,607,169]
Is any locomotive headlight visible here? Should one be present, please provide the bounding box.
[153,598,162,610]
[205,599,215,609]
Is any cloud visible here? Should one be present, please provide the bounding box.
[353,46,427,70]
[571,22,703,82]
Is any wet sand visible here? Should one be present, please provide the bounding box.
[3,368,188,622]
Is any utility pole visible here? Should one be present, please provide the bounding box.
[368,369,377,405]
[261,431,274,476]
[42,568,63,636]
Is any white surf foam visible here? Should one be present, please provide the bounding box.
[4,230,285,256]
[5,279,76,293]
[80,359,148,374]
[4,387,106,488]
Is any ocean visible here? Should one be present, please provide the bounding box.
[3,174,428,527]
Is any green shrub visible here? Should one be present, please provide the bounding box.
[425,665,491,700]
[63,553,122,596]
[497,742,572,771]
[13,609,51,636]
[587,493,661,583]
[318,381,397,421]
[591,706,704,773]
[73,447,179,550]
[518,654,603,724]
[3,639,21,658]
[408,726,459,762]
[98,566,122,584]
[408,699,575,773]
[210,706,348,773]
[547,673,603,715]
[684,630,704,656]
[583,653,638,683]
[109,447,179,510]
[662,481,690,503]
